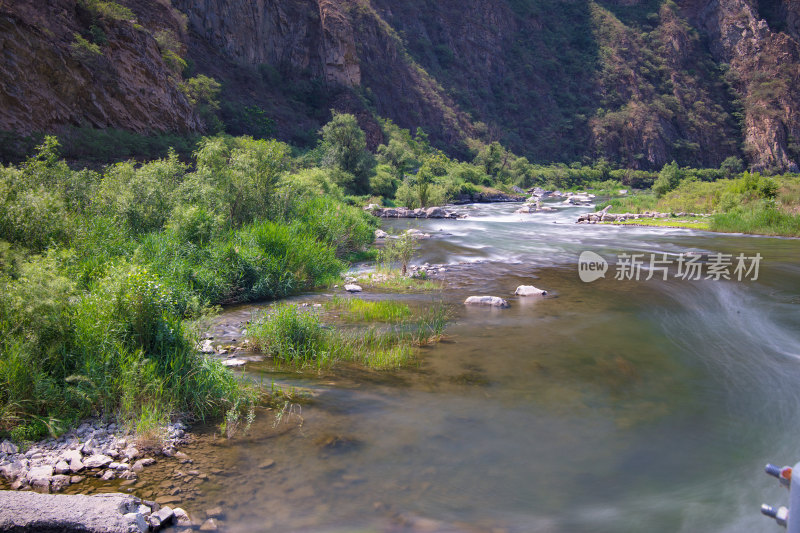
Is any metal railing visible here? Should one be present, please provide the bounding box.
[762,462,800,532]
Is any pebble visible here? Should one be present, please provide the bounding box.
[205,506,224,519]
[200,518,219,531]
[0,418,187,493]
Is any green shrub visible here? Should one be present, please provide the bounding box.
[653,161,684,196]
[70,34,102,65]
[248,304,325,362]
[279,168,345,202]
[166,205,223,246]
[98,152,185,234]
[293,196,376,256]
[319,112,375,195]
[79,0,135,21]
[378,232,417,275]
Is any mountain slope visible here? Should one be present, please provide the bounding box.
[1,0,798,171]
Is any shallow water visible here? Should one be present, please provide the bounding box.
[94,202,800,531]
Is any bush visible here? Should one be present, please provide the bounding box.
[98,151,185,234]
[653,161,684,196]
[293,196,376,256]
[70,34,102,65]
[166,205,223,246]
[248,304,325,361]
[186,136,291,226]
[378,232,417,275]
[319,112,375,195]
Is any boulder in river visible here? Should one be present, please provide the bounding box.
[464,296,510,308]
[344,284,362,293]
[515,285,547,296]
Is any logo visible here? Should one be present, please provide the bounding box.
[578,251,608,282]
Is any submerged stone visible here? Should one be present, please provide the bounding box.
[515,285,547,296]
[464,296,509,308]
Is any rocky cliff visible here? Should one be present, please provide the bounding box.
[0,0,199,134]
[1,0,799,171]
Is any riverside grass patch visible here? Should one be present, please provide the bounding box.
[0,136,376,442]
[247,300,447,370]
[596,173,800,237]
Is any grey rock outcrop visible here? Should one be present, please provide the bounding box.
[0,491,148,532]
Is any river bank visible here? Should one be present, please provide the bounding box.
[2,202,799,532]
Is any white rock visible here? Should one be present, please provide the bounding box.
[344,284,362,293]
[0,459,27,480]
[173,507,192,526]
[123,512,148,533]
[54,461,70,475]
[123,447,140,461]
[152,505,175,528]
[69,457,84,473]
[0,440,18,454]
[200,518,219,531]
[50,474,71,492]
[132,458,155,472]
[62,450,82,463]
[464,296,509,308]
[27,465,54,483]
[101,469,115,481]
[83,454,113,469]
[198,339,215,354]
[515,285,547,297]
[221,358,247,367]
[374,229,388,239]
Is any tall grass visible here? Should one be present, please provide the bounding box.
[325,295,411,322]
[595,194,658,213]
[0,135,371,442]
[247,300,448,370]
[711,204,800,237]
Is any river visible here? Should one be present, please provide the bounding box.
[137,202,800,531]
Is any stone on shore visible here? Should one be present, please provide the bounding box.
[515,285,547,296]
[0,440,18,454]
[464,296,509,308]
[0,491,148,533]
[198,339,215,354]
[344,284,362,293]
[149,505,174,529]
[200,518,219,531]
[173,507,193,526]
[84,454,113,469]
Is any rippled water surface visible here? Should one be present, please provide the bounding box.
[91,203,800,531]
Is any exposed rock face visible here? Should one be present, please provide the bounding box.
[0,0,199,134]
[173,0,360,87]
[1,0,800,171]
[690,0,800,170]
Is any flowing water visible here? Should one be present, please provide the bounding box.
[101,202,800,531]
